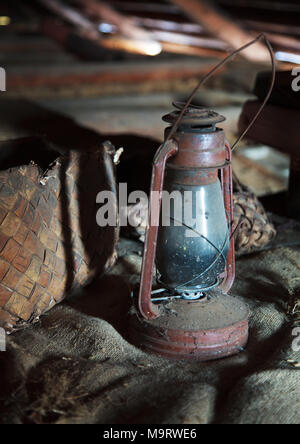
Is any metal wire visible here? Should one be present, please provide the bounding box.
[175,232,229,291]
[164,33,276,152]
[165,216,230,291]
[150,35,276,297]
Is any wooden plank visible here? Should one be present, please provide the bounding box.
[38,0,162,56]
[5,58,219,96]
[150,30,229,50]
[242,20,300,37]
[160,42,226,58]
[132,17,204,34]
[218,0,300,13]
[78,0,157,42]
[265,33,300,53]
[109,1,181,15]
[169,0,270,61]
[37,0,99,39]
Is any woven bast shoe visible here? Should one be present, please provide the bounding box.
[0,137,119,332]
[233,184,276,255]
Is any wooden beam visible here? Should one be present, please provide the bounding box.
[133,16,300,54]
[218,0,300,13]
[76,0,157,42]
[37,0,98,39]
[169,0,270,62]
[38,0,162,56]
[160,42,226,58]
[265,33,300,53]
[150,30,229,50]
[6,58,218,93]
[100,36,161,56]
[107,1,181,15]
[242,20,300,38]
[61,0,229,55]
[132,17,204,34]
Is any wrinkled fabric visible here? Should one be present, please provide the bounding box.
[0,244,299,424]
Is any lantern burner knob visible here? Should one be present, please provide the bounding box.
[182,291,204,300]
[162,101,226,130]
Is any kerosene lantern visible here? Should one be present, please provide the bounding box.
[129,35,276,361]
[130,102,249,361]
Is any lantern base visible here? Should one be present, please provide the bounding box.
[129,289,249,361]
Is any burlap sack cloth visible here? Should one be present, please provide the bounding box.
[0,105,298,423]
[0,241,299,424]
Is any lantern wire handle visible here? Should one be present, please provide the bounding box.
[168,214,230,291]
[164,33,276,152]
[162,208,246,293]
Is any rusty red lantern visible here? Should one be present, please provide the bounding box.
[129,35,275,361]
[130,103,249,361]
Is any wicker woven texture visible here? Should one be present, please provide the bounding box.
[0,141,118,332]
[233,189,276,255]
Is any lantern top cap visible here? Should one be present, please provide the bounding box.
[163,102,226,129]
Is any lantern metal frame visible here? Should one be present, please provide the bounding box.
[138,136,235,321]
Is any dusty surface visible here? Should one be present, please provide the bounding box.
[0,95,298,424]
[0,238,299,424]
